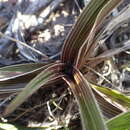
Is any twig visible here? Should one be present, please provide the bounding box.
[85,66,113,86]
[9,93,68,122]
[47,101,56,120]
[0,94,16,107]
[74,0,82,13]
[0,32,49,59]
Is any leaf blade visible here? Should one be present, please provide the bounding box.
[0,62,54,81]
[107,111,130,130]
[75,0,123,68]
[91,84,130,108]
[63,68,107,130]
[61,0,110,66]
[4,63,64,115]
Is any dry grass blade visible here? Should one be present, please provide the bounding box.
[4,63,64,115]
[85,66,112,85]
[0,32,49,59]
[101,5,130,42]
[89,41,130,61]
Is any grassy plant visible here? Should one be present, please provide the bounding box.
[1,0,130,130]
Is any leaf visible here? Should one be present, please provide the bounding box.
[61,0,111,66]
[91,84,130,108]
[107,111,130,130]
[0,68,42,100]
[0,63,45,72]
[0,122,49,130]
[85,4,130,67]
[0,76,32,100]
[0,62,54,81]
[0,122,34,130]
[101,5,130,42]
[0,63,55,99]
[0,78,28,99]
[92,89,123,119]
[75,0,123,68]
[4,63,64,115]
[63,68,107,130]
[89,41,130,61]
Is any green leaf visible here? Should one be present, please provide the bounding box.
[4,63,64,115]
[0,63,50,81]
[0,63,55,99]
[0,77,30,100]
[63,68,107,130]
[0,63,45,72]
[0,71,41,100]
[107,111,130,130]
[0,122,34,130]
[0,122,49,130]
[91,84,130,108]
